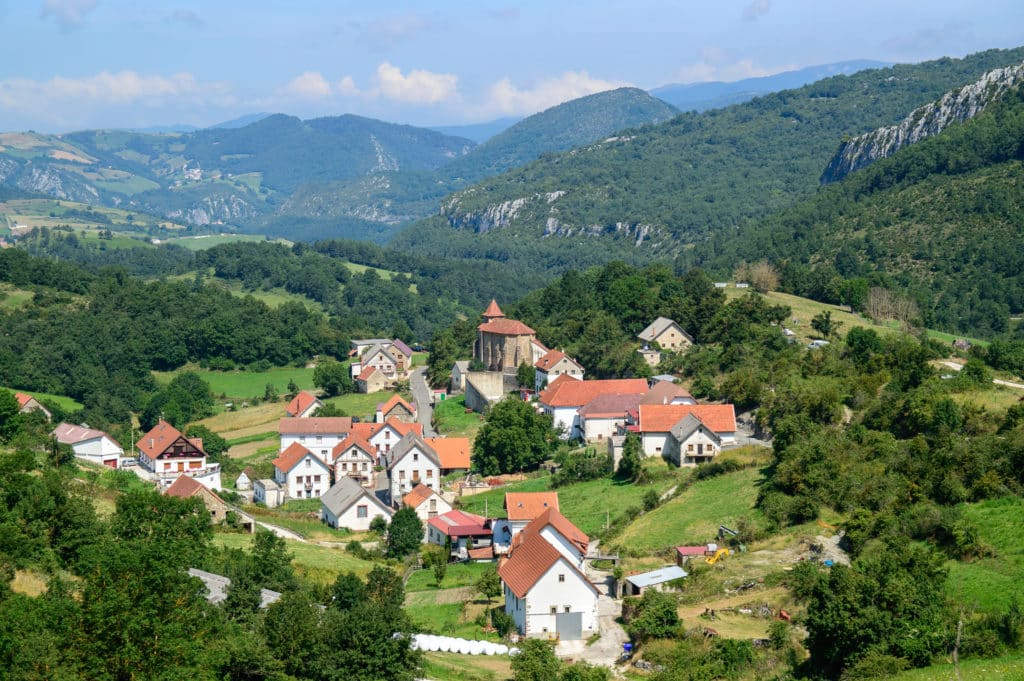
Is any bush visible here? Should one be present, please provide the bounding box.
[642,489,660,512]
[491,607,515,638]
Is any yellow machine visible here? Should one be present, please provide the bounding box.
[706,548,731,565]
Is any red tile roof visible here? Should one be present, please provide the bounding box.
[272,442,318,474]
[285,390,320,417]
[428,509,489,537]
[14,392,34,407]
[402,483,438,509]
[468,546,495,560]
[534,349,567,371]
[331,433,376,459]
[499,532,596,598]
[350,418,423,441]
[676,545,708,557]
[378,394,416,417]
[358,365,381,381]
[641,380,693,405]
[505,492,559,521]
[477,318,536,336]
[137,420,202,460]
[638,404,736,433]
[579,393,643,419]
[278,417,353,435]
[483,299,504,318]
[426,436,471,470]
[164,474,225,505]
[517,507,589,555]
[52,422,119,446]
[538,376,649,408]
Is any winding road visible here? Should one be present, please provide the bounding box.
[409,367,437,437]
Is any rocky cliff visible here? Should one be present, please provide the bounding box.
[821,61,1024,183]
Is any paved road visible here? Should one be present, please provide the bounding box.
[940,361,1024,389]
[409,367,437,437]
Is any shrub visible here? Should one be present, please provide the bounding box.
[491,607,515,638]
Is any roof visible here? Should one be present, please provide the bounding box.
[676,545,709,557]
[391,339,413,357]
[189,568,281,609]
[483,299,504,318]
[238,466,258,481]
[387,432,440,470]
[137,420,202,460]
[272,442,324,474]
[468,546,495,560]
[351,418,423,442]
[477,318,536,336]
[638,317,693,343]
[625,565,688,588]
[538,376,649,408]
[428,509,490,537]
[670,413,722,444]
[535,349,581,372]
[505,491,559,522]
[517,507,589,555]
[255,479,281,491]
[14,392,35,407]
[498,532,596,599]
[641,380,693,406]
[164,474,225,505]
[321,476,389,517]
[378,394,416,416]
[52,422,119,447]
[453,360,470,373]
[278,416,353,435]
[403,483,439,509]
[358,365,382,381]
[426,436,471,470]
[285,391,321,417]
[637,404,736,433]
[331,433,376,459]
[579,393,643,419]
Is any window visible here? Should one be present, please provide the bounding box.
[362,463,368,470]
[399,470,405,479]
[321,450,328,457]
[306,458,311,467]
[341,462,347,471]
[687,444,694,452]
[564,606,571,613]
[413,452,419,462]
[426,469,433,479]
[316,435,323,443]
[314,475,321,482]
[356,505,368,518]
[300,436,306,442]
[558,573,565,583]
[550,606,557,615]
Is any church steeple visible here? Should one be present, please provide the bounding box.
[482,299,504,320]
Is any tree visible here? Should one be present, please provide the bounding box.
[365,566,405,611]
[186,424,229,460]
[140,371,215,430]
[811,310,841,338]
[263,383,279,402]
[313,358,354,397]
[516,361,536,389]
[626,590,680,643]
[369,514,389,537]
[511,638,561,681]
[616,433,643,482]
[472,397,559,476]
[476,566,502,604]
[386,508,424,559]
[286,378,300,398]
[330,571,367,611]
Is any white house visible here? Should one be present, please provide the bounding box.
[537,375,649,440]
[15,392,51,421]
[533,350,584,392]
[386,433,441,505]
[272,442,332,500]
[512,507,589,569]
[235,467,257,492]
[499,531,599,640]
[634,404,736,457]
[362,344,400,379]
[320,477,393,531]
[402,483,453,529]
[136,420,221,490]
[356,418,423,461]
[254,479,286,508]
[578,393,643,442]
[285,390,323,418]
[637,317,694,353]
[450,360,471,393]
[504,492,560,536]
[332,434,377,487]
[52,422,123,468]
[278,417,353,464]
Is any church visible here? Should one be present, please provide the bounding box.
[474,300,537,372]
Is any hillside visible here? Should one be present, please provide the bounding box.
[393,47,1024,276]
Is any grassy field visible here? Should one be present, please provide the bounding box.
[212,532,378,583]
[421,652,512,681]
[949,384,1024,413]
[1,386,83,412]
[945,496,1024,613]
[153,367,316,398]
[888,653,1024,680]
[433,395,486,439]
[406,561,493,592]
[322,391,403,421]
[0,284,35,311]
[163,234,277,250]
[405,587,501,642]
[613,467,766,556]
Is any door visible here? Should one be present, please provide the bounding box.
[554,612,583,640]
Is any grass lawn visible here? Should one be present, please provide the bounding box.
[212,532,378,583]
[243,503,356,543]
[322,391,402,421]
[945,496,1024,613]
[153,366,315,399]
[195,402,286,439]
[405,588,501,642]
[421,652,512,681]
[406,561,493,592]
[949,384,1024,414]
[613,467,766,556]
[888,653,1024,680]
[163,234,273,250]
[0,284,34,311]
[1,386,84,412]
[433,395,486,439]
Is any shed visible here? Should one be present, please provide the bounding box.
[624,565,688,596]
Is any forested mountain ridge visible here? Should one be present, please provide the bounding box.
[822,60,1024,182]
[398,47,1024,267]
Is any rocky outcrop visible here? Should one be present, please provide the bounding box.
[822,61,1024,183]
[441,190,567,233]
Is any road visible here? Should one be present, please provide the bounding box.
[409,367,437,437]
[939,361,1024,390]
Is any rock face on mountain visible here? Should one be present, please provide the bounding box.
[821,62,1024,183]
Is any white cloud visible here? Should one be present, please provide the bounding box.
[40,0,97,29]
[285,71,333,99]
[0,71,202,108]
[483,71,628,116]
[673,48,781,84]
[336,76,360,96]
[743,0,771,22]
[374,62,457,104]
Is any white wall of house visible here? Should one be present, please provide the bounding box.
[539,526,585,567]
[492,519,513,554]
[254,480,285,508]
[71,436,122,466]
[542,405,581,440]
[334,448,375,486]
[642,432,671,457]
[368,426,403,458]
[534,362,583,393]
[389,449,440,504]
[666,427,722,467]
[280,433,348,462]
[275,455,332,499]
[322,496,392,531]
[504,560,598,640]
[581,416,622,443]
[411,494,452,524]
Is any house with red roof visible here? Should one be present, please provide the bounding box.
[137,420,221,490]
[632,403,737,458]
[52,422,122,468]
[350,417,423,461]
[474,299,537,372]
[533,349,584,392]
[331,433,377,487]
[278,416,353,463]
[15,392,51,421]
[641,380,696,406]
[356,365,389,393]
[537,375,649,440]
[386,432,441,505]
[427,509,493,560]
[512,507,589,568]
[285,390,323,418]
[164,474,248,529]
[578,393,643,443]
[403,483,453,536]
[273,442,332,499]
[375,394,417,423]
[498,531,599,640]
[424,436,472,475]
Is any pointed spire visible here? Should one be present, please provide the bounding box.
[483,299,504,319]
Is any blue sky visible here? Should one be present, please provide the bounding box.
[1,0,1023,132]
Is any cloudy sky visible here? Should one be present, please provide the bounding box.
[2,0,1023,132]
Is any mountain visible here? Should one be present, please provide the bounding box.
[392,47,1024,275]
[821,61,1024,182]
[650,60,890,111]
[207,112,274,129]
[429,117,521,143]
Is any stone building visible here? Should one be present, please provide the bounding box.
[474,299,536,372]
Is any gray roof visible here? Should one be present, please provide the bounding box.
[387,431,441,470]
[321,477,390,517]
[453,360,470,373]
[363,343,398,365]
[637,317,693,344]
[255,478,281,491]
[625,565,688,588]
[188,568,282,608]
[669,413,721,445]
